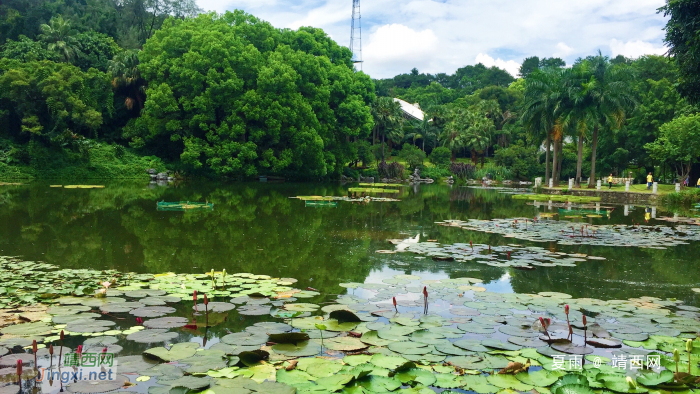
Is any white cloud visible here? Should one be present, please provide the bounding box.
[362,24,440,76]
[196,0,671,78]
[610,39,667,59]
[554,42,574,58]
[474,54,521,77]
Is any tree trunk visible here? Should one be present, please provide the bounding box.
[552,137,560,187]
[545,133,551,185]
[557,139,563,182]
[575,134,584,188]
[588,125,599,188]
[422,138,425,152]
[451,149,456,162]
[381,131,385,161]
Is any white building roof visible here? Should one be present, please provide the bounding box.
[393,98,425,121]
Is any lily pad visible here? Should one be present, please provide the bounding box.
[126,329,178,343]
[272,341,321,357]
[144,342,200,362]
[66,374,130,393]
[143,317,189,329]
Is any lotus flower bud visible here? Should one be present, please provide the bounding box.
[222,269,226,278]
[422,287,428,297]
[203,294,209,305]
[393,297,397,307]
[77,345,82,355]
[136,317,143,325]
[626,376,637,389]
[687,339,694,353]
[49,344,54,355]
[32,340,37,353]
[582,315,587,326]
[16,360,22,378]
[673,348,680,363]
[60,330,65,341]
[102,347,108,354]
[193,290,197,301]
[565,305,569,315]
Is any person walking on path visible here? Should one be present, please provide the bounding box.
[684,175,690,187]
[647,173,653,190]
[697,177,700,188]
[608,174,613,190]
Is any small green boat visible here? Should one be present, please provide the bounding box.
[157,201,214,211]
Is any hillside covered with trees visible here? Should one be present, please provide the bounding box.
[1,0,699,185]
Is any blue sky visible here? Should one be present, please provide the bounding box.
[197,0,669,79]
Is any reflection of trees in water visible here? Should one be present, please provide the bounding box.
[0,182,698,304]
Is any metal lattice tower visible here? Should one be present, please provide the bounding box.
[350,0,363,70]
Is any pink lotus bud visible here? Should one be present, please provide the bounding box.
[60,330,65,341]
[32,340,37,353]
[77,345,82,355]
[193,290,197,301]
[102,347,107,354]
[136,317,143,325]
[393,297,397,307]
[203,294,209,305]
[49,344,54,355]
[422,287,428,297]
[16,360,22,377]
[582,315,587,326]
[565,305,569,315]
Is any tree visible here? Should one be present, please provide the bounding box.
[519,57,540,78]
[0,59,113,143]
[372,97,404,160]
[129,11,374,177]
[109,50,145,112]
[428,146,451,167]
[38,15,81,63]
[399,143,425,170]
[522,68,566,185]
[567,54,635,187]
[74,31,121,72]
[645,113,700,181]
[0,36,59,62]
[659,0,700,103]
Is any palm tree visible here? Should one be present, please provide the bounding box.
[522,68,566,186]
[109,50,146,111]
[568,53,635,187]
[371,97,404,160]
[38,15,80,63]
[405,118,436,151]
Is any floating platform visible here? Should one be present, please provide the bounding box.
[157,201,214,211]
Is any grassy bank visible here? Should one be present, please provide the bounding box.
[0,140,166,180]
[548,183,677,194]
[660,188,700,207]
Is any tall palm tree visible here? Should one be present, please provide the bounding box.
[405,117,436,151]
[109,50,146,111]
[38,15,80,63]
[522,68,566,186]
[568,53,635,187]
[371,97,404,160]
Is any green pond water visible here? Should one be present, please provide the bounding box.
[0,181,698,306]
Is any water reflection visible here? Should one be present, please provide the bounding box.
[0,181,698,306]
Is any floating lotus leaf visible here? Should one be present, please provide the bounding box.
[454,339,490,352]
[221,332,267,346]
[284,303,319,312]
[126,329,178,343]
[144,342,199,361]
[409,330,446,344]
[237,304,271,315]
[238,350,269,366]
[499,325,540,337]
[118,355,159,373]
[194,302,235,313]
[181,354,229,373]
[0,322,52,336]
[290,317,325,330]
[601,376,648,393]
[168,376,212,391]
[321,337,368,352]
[635,370,673,386]
[457,323,496,334]
[66,374,130,393]
[377,325,418,340]
[122,289,167,298]
[462,374,501,394]
[47,305,91,315]
[0,353,34,367]
[610,332,649,342]
[53,312,102,324]
[245,322,291,335]
[100,302,145,313]
[139,295,180,306]
[272,341,321,357]
[130,306,176,318]
[143,317,188,329]
[515,369,563,386]
[387,341,434,355]
[329,309,362,323]
[395,368,438,386]
[343,354,372,366]
[268,332,309,344]
[586,338,622,348]
[553,383,597,394]
[481,339,521,351]
[444,355,482,369]
[487,374,534,391]
[551,343,595,355]
[371,353,409,369]
[360,331,393,347]
[297,357,344,378]
[323,319,358,332]
[66,319,116,333]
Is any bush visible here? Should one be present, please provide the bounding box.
[421,165,452,180]
[473,162,512,181]
[399,143,426,170]
[661,188,700,207]
[450,163,476,180]
[378,160,405,179]
[372,143,391,162]
[429,146,451,167]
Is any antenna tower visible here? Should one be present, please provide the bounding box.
[350,0,363,70]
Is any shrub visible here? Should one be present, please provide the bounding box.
[378,160,405,179]
[450,163,475,180]
[372,143,391,162]
[421,165,452,180]
[473,162,513,181]
[429,146,451,167]
[399,143,426,170]
[661,188,700,207]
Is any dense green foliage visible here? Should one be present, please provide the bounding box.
[660,0,700,104]
[126,12,374,178]
[645,113,700,181]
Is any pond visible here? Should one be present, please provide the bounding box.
[0,181,699,394]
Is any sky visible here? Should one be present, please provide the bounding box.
[195,0,670,79]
